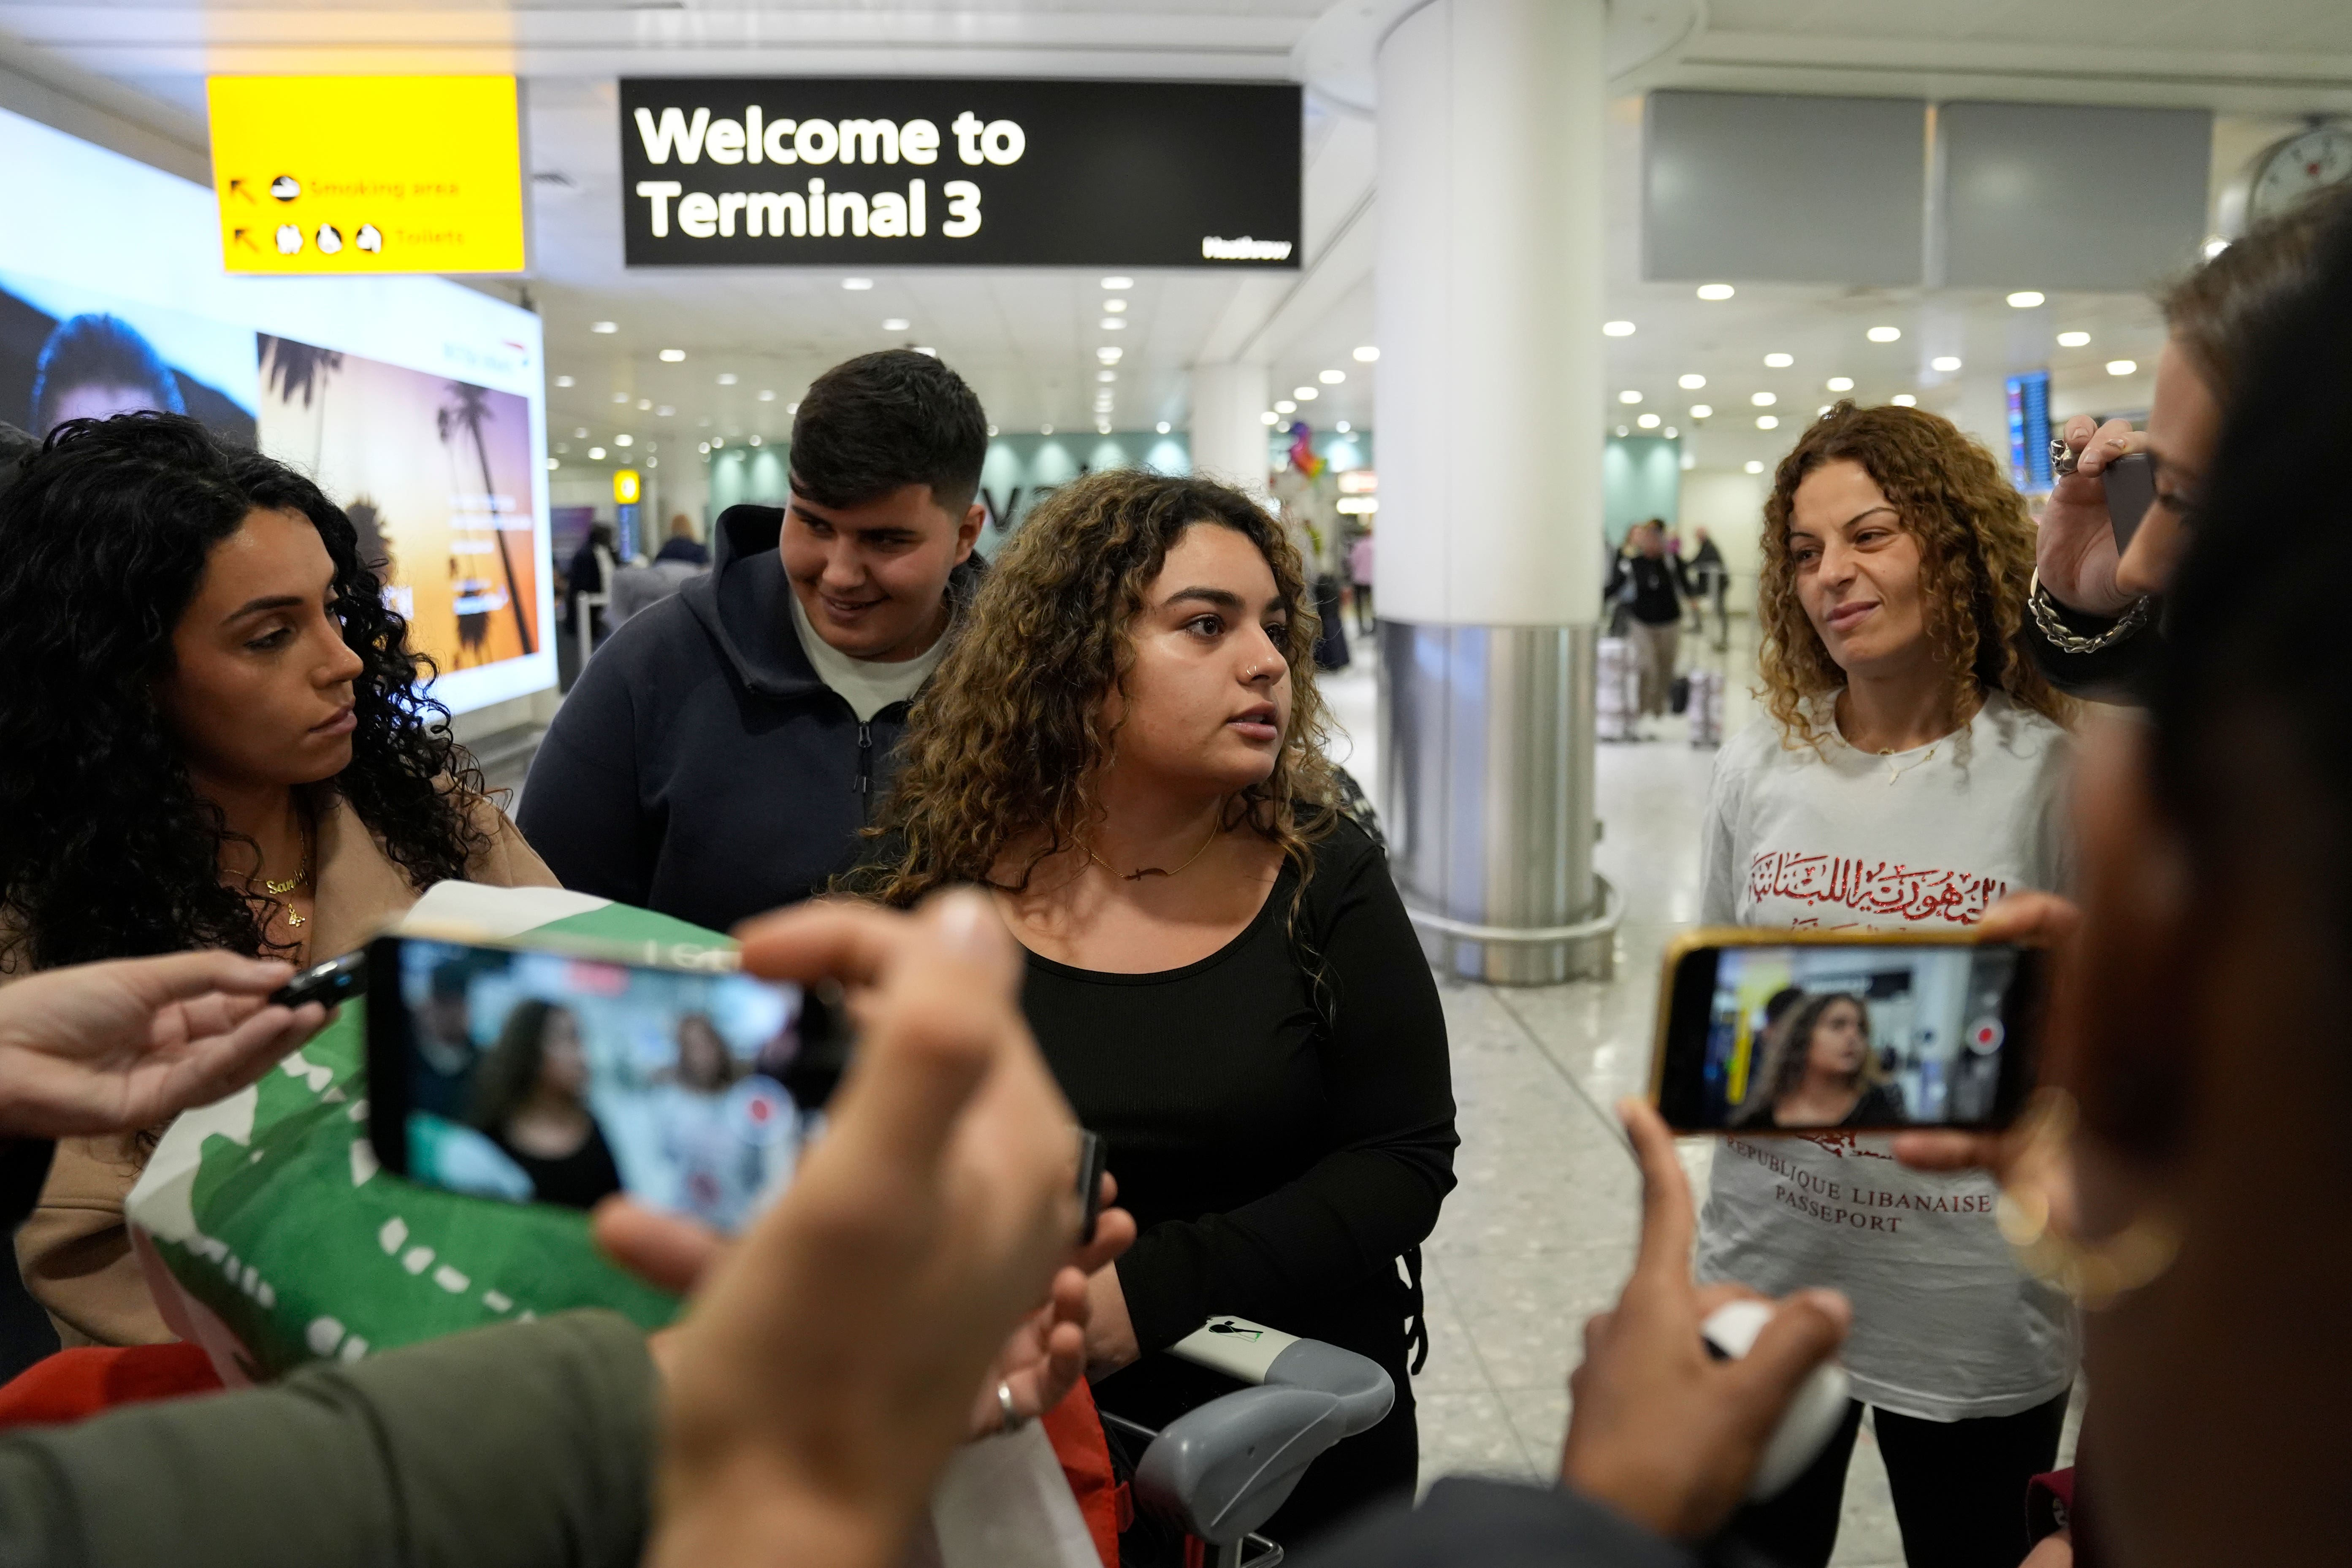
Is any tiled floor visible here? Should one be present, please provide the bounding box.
[1319,617,2072,1568]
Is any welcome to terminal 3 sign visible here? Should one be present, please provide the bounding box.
[619,79,1301,268]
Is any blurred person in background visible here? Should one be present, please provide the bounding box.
[654,511,709,568]
[521,350,988,933]
[848,467,1456,1548]
[1607,520,1689,730]
[1686,524,1729,649]
[0,413,555,1346]
[2029,185,2349,697]
[1697,402,2075,1568]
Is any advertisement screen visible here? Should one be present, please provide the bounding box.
[0,105,552,714]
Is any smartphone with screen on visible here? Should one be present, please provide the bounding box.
[367,934,848,1232]
[1650,929,2047,1135]
[2103,450,2159,552]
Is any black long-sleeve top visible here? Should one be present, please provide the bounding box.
[1021,817,1457,1358]
[1607,553,1688,626]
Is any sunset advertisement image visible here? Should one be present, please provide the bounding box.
[257,335,542,672]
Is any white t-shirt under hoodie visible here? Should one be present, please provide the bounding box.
[1691,692,2080,1422]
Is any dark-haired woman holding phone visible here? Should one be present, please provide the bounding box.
[0,412,556,1346]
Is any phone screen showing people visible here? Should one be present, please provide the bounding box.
[383,937,812,1231]
[1657,942,2040,1133]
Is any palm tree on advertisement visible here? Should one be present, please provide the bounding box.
[436,381,535,656]
[260,335,344,469]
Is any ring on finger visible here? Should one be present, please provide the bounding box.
[997,1381,1029,1433]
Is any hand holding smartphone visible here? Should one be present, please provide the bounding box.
[1651,930,2046,1135]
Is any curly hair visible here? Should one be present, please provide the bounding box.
[844,468,1339,909]
[1757,401,2069,750]
[1732,991,1883,1127]
[0,412,492,970]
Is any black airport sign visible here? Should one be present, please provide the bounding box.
[618,77,1302,269]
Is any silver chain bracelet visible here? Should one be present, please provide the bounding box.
[2029,572,2154,655]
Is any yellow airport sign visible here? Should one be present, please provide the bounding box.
[208,75,526,274]
[614,469,643,506]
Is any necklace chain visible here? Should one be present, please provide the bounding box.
[1878,745,1937,786]
[1087,823,1222,883]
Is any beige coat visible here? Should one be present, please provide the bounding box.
[15,792,556,1346]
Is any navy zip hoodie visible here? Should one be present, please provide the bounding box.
[516,504,975,934]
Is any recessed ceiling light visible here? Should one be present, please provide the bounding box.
[1755,415,1779,430]
[913,347,937,357]
[1696,283,1735,301]
[1891,393,1918,406]
[1663,426,1677,438]
[843,277,874,290]
[1319,369,1345,385]
[2057,330,2091,347]
[1615,425,1630,437]
[612,392,629,404]
[1097,422,1111,433]
[659,348,686,362]
[1818,404,1832,415]
[698,441,710,454]
[2106,359,2138,376]
[1751,391,1776,407]
[1260,411,1279,425]
[544,456,560,471]
[987,424,999,436]
[1637,412,1661,429]
[1100,276,1133,290]
[1275,399,1296,413]
[1678,373,1706,390]
[748,434,761,447]
[757,390,776,401]
[554,374,575,388]
[786,402,799,416]
[882,317,910,331]
[646,456,658,469]
[656,405,675,417]
[1100,317,1126,330]
[1097,347,1122,364]
[1745,460,1764,474]
[1826,376,1855,392]
[1867,326,1902,343]
[2204,236,2230,259]
[1618,389,1642,404]
[716,373,738,385]
[1104,298,1129,314]
[1352,345,1379,362]
[614,433,633,447]
[1764,352,1794,368]
[1602,320,1637,336]
[1098,370,1118,383]
[1041,424,1055,434]
[573,427,588,438]
[2007,290,2046,309]
[1689,404,1713,418]
[1294,387,1318,400]
[1931,355,1962,372]
[637,398,652,410]
[1335,420,1349,433]
[1157,421,1171,433]
[588,445,606,459]
[710,436,723,447]
[590,321,618,334]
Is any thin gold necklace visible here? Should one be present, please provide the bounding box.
[1878,745,1937,786]
[261,818,314,928]
[1087,824,1222,883]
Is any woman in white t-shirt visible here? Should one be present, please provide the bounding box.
[1696,401,2077,1568]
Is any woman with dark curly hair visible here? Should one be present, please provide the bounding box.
[0,412,555,1346]
[1693,402,2076,1568]
[848,468,1455,1546]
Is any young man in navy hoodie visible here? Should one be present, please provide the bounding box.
[518,349,987,932]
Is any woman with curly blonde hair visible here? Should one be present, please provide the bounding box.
[849,468,1456,1544]
[1694,403,2077,1568]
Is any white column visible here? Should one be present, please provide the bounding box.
[1187,362,1272,492]
[1374,0,1613,983]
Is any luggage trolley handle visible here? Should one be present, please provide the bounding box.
[1123,1316,1395,1568]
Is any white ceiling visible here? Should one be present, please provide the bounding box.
[1,0,2347,473]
